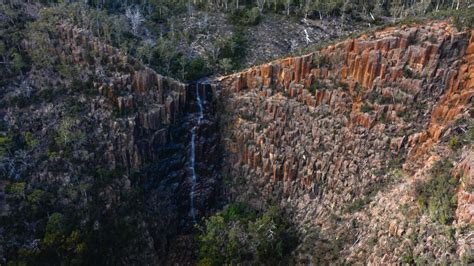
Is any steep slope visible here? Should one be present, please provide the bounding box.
[214,21,473,264]
[2,7,473,264]
[1,20,221,264]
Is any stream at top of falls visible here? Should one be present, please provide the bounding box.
[190,84,204,224]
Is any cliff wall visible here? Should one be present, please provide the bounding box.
[216,21,473,263]
[51,24,190,170]
[18,23,221,263]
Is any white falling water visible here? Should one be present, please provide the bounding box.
[190,84,204,223]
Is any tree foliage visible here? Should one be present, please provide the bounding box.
[198,203,298,265]
[414,159,458,224]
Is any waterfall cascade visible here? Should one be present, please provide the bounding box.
[190,84,204,223]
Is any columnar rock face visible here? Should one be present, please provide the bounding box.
[414,31,474,157]
[216,21,473,263]
[22,25,223,264]
[54,24,189,170]
[25,20,472,264]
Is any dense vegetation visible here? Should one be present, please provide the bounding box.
[2,1,473,83]
[198,203,297,265]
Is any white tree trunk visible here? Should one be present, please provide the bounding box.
[257,0,266,14]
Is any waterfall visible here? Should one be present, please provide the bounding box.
[190,84,204,223]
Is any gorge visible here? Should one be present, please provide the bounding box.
[1,3,473,264]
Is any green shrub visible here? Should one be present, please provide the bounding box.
[0,134,13,158]
[401,249,415,264]
[346,197,367,213]
[54,117,85,147]
[43,212,66,247]
[249,206,298,262]
[70,78,95,95]
[219,28,247,70]
[311,54,327,68]
[403,67,416,79]
[451,8,474,31]
[379,111,388,123]
[37,87,56,102]
[47,150,60,159]
[228,7,260,26]
[198,203,297,265]
[221,202,256,222]
[185,57,210,81]
[24,132,39,149]
[10,52,25,74]
[415,159,457,224]
[57,61,77,79]
[469,127,474,141]
[448,136,461,150]
[6,182,25,200]
[388,157,403,169]
[27,189,45,205]
[309,81,318,94]
[396,16,424,27]
[360,103,373,113]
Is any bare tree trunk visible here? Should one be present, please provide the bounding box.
[257,0,265,14]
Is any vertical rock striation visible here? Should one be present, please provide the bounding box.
[55,24,189,170]
[215,21,473,263]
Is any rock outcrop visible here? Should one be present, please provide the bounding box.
[19,23,222,264]
[215,21,473,264]
[52,24,189,170]
[48,20,473,264]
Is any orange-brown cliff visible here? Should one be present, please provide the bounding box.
[215,21,473,264]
